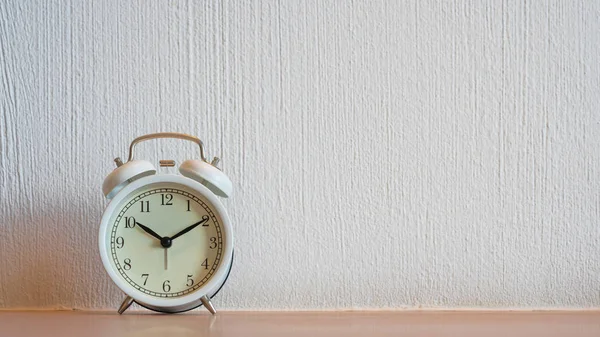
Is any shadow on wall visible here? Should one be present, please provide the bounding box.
[0,195,113,309]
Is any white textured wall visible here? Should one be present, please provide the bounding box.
[1,0,600,310]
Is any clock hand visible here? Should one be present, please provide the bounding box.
[164,248,168,270]
[171,215,210,240]
[136,222,163,241]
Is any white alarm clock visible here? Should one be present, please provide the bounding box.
[98,133,233,314]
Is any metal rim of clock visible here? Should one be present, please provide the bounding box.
[98,174,234,312]
[127,132,210,163]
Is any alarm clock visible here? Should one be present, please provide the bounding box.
[98,133,233,314]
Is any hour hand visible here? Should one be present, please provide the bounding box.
[136,222,163,241]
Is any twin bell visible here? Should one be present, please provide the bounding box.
[101,133,232,200]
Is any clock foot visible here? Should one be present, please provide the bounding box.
[200,295,217,315]
[118,296,134,314]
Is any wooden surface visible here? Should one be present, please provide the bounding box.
[1,311,599,337]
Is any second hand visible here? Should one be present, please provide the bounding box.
[164,248,168,270]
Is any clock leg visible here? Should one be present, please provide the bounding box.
[200,295,217,315]
[118,296,135,315]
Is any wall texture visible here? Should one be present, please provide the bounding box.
[1,0,600,310]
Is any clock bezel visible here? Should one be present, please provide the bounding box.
[99,174,233,312]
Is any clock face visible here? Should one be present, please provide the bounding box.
[105,183,224,298]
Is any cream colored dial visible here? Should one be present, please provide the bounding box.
[108,184,224,298]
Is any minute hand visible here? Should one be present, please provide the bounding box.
[171,216,210,240]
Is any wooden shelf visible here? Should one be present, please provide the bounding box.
[1,311,599,336]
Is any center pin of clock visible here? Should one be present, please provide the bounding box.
[160,237,172,248]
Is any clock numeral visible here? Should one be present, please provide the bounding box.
[201,258,209,270]
[124,216,136,228]
[186,275,194,287]
[186,200,191,212]
[209,237,217,249]
[140,200,150,213]
[162,280,171,292]
[161,193,173,206]
[202,214,209,226]
[116,236,125,249]
[141,274,149,286]
[123,258,131,270]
